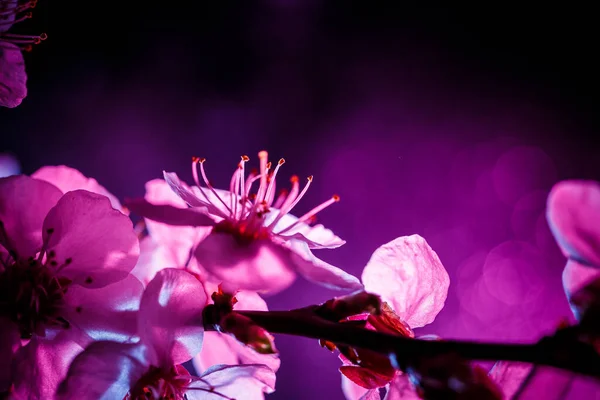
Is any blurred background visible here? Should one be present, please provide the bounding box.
[2,2,599,398]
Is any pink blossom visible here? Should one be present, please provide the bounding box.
[0,175,141,396]
[58,268,276,400]
[129,180,281,393]
[341,234,450,400]
[126,151,362,294]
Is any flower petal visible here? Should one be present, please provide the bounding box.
[138,268,206,366]
[267,211,345,249]
[546,180,600,267]
[193,289,281,373]
[57,341,151,400]
[193,332,239,372]
[287,240,363,291]
[11,333,84,400]
[163,172,207,208]
[385,374,421,400]
[0,2,17,33]
[498,365,575,400]
[488,361,532,399]
[143,179,207,244]
[63,273,144,343]
[187,364,276,400]
[0,175,62,260]
[0,318,19,391]
[125,198,215,227]
[32,165,122,210]
[194,233,297,294]
[130,237,177,284]
[0,153,20,178]
[562,260,600,301]
[361,235,450,328]
[0,43,27,108]
[341,375,376,400]
[42,190,140,288]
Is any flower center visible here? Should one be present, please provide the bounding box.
[212,219,271,246]
[190,151,340,238]
[127,365,190,400]
[0,257,71,338]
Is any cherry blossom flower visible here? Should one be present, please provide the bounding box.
[0,174,141,397]
[340,234,450,400]
[126,151,362,294]
[1,0,47,108]
[129,179,281,394]
[480,179,600,399]
[58,268,276,400]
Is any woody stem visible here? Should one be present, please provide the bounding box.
[231,309,600,379]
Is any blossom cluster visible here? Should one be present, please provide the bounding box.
[0,151,598,399]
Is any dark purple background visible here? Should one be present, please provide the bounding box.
[2,3,599,398]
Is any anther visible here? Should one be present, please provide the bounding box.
[307,175,313,182]
[241,155,249,162]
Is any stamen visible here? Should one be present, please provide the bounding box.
[0,11,31,26]
[266,175,301,229]
[239,155,249,215]
[198,159,233,215]
[284,175,313,213]
[255,151,269,202]
[245,168,259,195]
[229,165,241,216]
[277,195,340,235]
[273,188,289,209]
[264,158,285,206]
[191,158,221,208]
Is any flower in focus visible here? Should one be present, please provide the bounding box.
[339,234,450,400]
[58,268,276,400]
[0,0,47,108]
[127,151,362,294]
[127,179,281,396]
[0,174,141,398]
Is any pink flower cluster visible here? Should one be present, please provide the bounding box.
[0,151,596,399]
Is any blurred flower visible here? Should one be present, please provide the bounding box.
[0,0,47,108]
[0,174,141,397]
[0,153,20,177]
[57,269,276,400]
[126,151,362,294]
[340,234,450,400]
[546,180,600,314]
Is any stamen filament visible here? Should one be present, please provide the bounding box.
[198,160,233,215]
[264,158,285,206]
[277,195,340,235]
